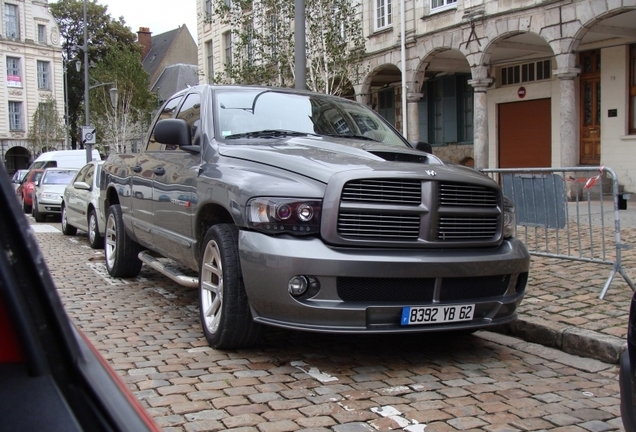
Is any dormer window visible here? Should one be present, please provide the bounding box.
[37,24,47,44]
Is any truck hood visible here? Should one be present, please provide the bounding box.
[218,136,484,184]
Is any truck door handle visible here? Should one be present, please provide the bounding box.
[133,165,142,173]
[154,167,166,176]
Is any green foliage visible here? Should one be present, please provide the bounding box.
[209,0,366,95]
[89,45,156,154]
[89,45,155,120]
[50,0,142,148]
[27,98,65,157]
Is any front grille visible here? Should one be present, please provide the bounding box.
[338,212,420,240]
[438,216,499,240]
[336,274,511,302]
[341,179,421,205]
[336,178,501,244]
[439,183,498,207]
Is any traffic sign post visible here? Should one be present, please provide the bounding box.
[82,126,96,163]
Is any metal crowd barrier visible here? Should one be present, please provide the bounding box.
[482,166,635,299]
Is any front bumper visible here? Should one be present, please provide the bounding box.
[239,231,530,333]
[36,198,62,215]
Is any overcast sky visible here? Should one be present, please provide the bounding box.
[100,0,198,42]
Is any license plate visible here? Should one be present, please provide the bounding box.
[401,304,475,325]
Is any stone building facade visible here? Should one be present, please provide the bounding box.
[0,0,64,173]
[197,0,636,192]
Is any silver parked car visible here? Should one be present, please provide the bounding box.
[32,168,79,223]
[61,161,105,248]
[11,169,29,194]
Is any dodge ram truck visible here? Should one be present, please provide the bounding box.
[100,84,530,349]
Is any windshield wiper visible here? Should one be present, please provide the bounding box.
[321,133,379,142]
[224,129,313,139]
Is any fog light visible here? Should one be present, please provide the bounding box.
[288,276,309,296]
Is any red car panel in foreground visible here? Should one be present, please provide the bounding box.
[0,162,160,432]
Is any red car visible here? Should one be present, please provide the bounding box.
[18,169,44,213]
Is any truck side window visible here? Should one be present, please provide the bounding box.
[175,93,201,148]
[147,95,185,151]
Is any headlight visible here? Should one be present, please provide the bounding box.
[503,196,516,238]
[247,198,321,235]
[40,192,60,200]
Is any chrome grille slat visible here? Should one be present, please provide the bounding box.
[438,216,498,239]
[439,183,498,207]
[338,212,420,240]
[341,179,421,205]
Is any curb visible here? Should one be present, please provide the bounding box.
[491,316,627,364]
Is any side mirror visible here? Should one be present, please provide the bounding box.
[154,119,191,147]
[73,181,91,191]
[412,141,432,153]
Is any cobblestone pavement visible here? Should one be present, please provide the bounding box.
[30,217,629,432]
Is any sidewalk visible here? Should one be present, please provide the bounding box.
[492,198,636,364]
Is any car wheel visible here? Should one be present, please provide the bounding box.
[104,204,142,278]
[88,209,103,249]
[22,195,31,214]
[61,204,77,235]
[199,224,263,349]
[33,199,45,223]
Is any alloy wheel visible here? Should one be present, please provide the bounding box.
[200,240,223,335]
[105,212,117,269]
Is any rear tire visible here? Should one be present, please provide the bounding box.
[61,204,77,235]
[104,204,142,277]
[88,209,103,249]
[199,224,263,349]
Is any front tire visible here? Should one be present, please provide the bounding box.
[88,209,103,249]
[22,195,31,214]
[199,224,263,349]
[104,204,142,277]
[61,203,77,235]
[33,200,45,222]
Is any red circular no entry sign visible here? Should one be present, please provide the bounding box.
[518,87,526,99]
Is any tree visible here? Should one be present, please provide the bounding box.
[210,0,366,96]
[89,45,156,155]
[50,0,142,149]
[27,98,66,157]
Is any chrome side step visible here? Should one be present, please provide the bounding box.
[138,250,199,288]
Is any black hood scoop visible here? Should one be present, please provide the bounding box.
[368,151,428,164]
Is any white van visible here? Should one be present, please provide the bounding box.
[29,150,101,170]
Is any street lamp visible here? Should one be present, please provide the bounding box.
[82,0,91,163]
[79,0,120,160]
[62,58,71,149]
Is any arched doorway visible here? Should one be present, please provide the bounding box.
[4,146,31,174]
[363,65,402,128]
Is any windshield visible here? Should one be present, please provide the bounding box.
[42,170,78,185]
[215,89,408,147]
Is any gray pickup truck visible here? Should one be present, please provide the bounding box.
[100,84,530,349]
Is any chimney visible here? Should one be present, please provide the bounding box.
[137,27,152,59]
